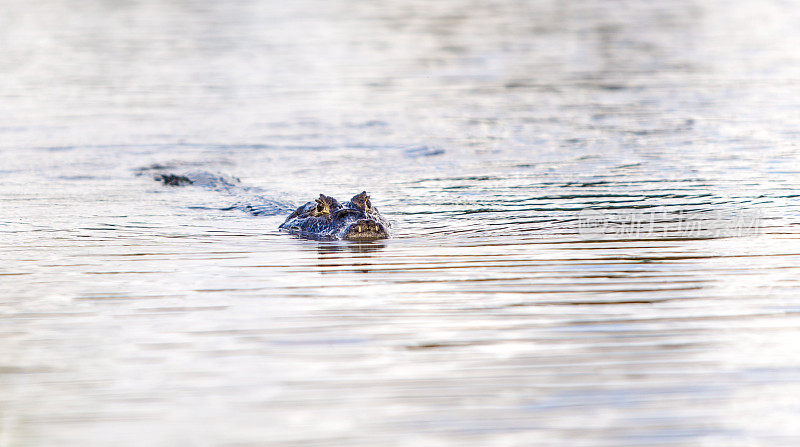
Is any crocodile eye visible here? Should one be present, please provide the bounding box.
[311,198,331,216]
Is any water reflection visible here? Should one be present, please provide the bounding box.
[1,0,800,446]
[315,241,386,274]
[316,241,387,255]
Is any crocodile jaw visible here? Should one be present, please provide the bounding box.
[341,219,390,241]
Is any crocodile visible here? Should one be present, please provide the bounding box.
[279,192,390,241]
[146,167,390,241]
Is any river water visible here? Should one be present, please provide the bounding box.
[2,0,800,445]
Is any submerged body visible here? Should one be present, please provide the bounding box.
[279,192,390,241]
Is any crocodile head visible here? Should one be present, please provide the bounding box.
[279,191,390,241]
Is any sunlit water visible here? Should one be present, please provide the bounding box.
[2,0,800,445]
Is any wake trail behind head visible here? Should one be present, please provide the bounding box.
[141,166,296,217]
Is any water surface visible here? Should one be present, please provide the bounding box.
[2,0,800,445]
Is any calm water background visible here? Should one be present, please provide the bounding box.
[2,0,800,445]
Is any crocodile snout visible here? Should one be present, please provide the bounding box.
[343,219,389,241]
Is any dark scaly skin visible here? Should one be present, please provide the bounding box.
[157,174,193,186]
[279,191,390,241]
